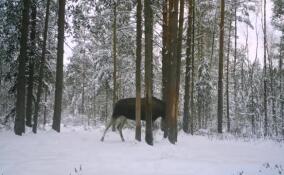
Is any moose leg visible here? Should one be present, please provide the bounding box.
[100,118,115,142]
[118,117,127,142]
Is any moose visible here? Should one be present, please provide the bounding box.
[100,97,166,142]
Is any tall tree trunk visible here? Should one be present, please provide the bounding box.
[93,86,96,125]
[190,0,195,135]
[135,0,142,142]
[217,0,225,133]
[14,0,31,135]
[233,0,238,128]
[209,8,218,70]
[162,0,168,102]
[52,0,65,132]
[144,0,154,146]
[226,16,232,133]
[26,0,37,127]
[162,0,169,138]
[269,51,277,136]
[263,0,268,137]
[183,0,192,134]
[166,0,179,144]
[43,87,48,127]
[33,0,50,133]
[280,35,284,136]
[174,0,184,141]
[112,2,117,131]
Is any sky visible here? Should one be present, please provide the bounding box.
[238,0,278,65]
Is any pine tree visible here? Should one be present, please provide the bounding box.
[52,0,66,132]
[14,0,31,135]
[26,0,37,128]
[135,0,142,142]
[144,0,154,146]
[33,0,51,133]
[217,0,225,133]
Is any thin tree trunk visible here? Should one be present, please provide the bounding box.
[162,0,169,139]
[226,16,232,133]
[280,35,284,136]
[14,0,31,135]
[52,0,66,132]
[209,8,218,70]
[280,37,284,136]
[269,54,277,136]
[26,0,37,127]
[43,87,48,127]
[162,0,168,102]
[183,0,192,133]
[144,0,154,146]
[112,2,117,131]
[217,0,225,133]
[174,0,184,141]
[33,0,50,133]
[233,0,238,127]
[135,0,142,142]
[93,86,96,125]
[263,0,268,137]
[190,0,195,135]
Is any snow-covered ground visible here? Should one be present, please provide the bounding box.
[0,126,283,175]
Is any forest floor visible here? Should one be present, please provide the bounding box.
[0,125,284,175]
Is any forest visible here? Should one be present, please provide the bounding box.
[1,0,284,174]
[1,0,284,142]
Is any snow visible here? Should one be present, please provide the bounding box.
[0,126,283,175]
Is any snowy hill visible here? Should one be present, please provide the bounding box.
[0,127,283,175]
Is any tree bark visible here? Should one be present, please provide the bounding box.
[166,0,179,144]
[280,35,284,136]
[217,0,225,133]
[112,2,117,131]
[135,0,142,142]
[226,16,233,132]
[162,0,168,102]
[233,0,238,127]
[183,0,192,134]
[26,0,37,127]
[14,0,31,135]
[263,0,268,137]
[144,0,154,146]
[33,0,50,133]
[190,0,195,135]
[52,0,66,132]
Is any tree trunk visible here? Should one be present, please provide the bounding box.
[14,0,31,135]
[26,0,37,128]
[190,0,195,135]
[43,87,48,127]
[162,0,169,139]
[33,0,50,133]
[280,35,284,136]
[268,47,277,136]
[112,2,117,131]
[183,0,192,134]
[166,0,179,144]
[217,0,225,133]
[174,0,184,140]
[226,16,233,132]
[233,0,238,128]
[162,0,168,102]
[263,0,268,137]
[144,0,154,146]
[52,0,65,132]
[135,0,142,142]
